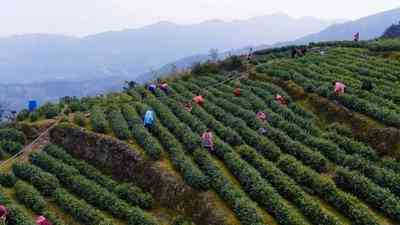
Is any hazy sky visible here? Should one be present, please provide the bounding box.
[2,0,399,37]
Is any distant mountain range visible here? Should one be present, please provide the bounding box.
[0,13,335,84]
[281,7,400,45]
[153,7,400,79]
[3,7,400,111]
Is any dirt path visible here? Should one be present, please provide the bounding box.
[0,121,58,172]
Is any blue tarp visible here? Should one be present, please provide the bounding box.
[28,100,38,112]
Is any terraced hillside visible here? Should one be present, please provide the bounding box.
[2,38,400,225]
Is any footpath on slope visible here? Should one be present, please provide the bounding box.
[0,120,58,172]
[0,106,67,172]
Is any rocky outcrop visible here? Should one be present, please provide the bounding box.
[50,123,232,225]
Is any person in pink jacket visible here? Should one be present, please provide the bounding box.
[256,111,267,122]
[201,129,214,152]
[0,205,8,224]
[333,81,346,95]
[36,216,53,225]
[193,94,205,106]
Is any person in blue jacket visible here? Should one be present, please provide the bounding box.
[148,83,157,94]
[144,109,155,131]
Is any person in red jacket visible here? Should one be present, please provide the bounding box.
[275,94,287,106]
[234,87,241,97]
[193,94,205,106]
[36,216,53,225]
[0,205,8,224]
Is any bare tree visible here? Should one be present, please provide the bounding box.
[123,80,138,92]
[149,67,160,81]
[209,48,219,62]
[0,99,10,121]
[169,63,178,75]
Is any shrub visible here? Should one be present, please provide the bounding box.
[15,181,46,213]
[335,168,400,221]
[238,145,341,225]
[31,150,157,225]
[43,144,118,192]
[73,112,86,127]
[30,111,40,122]
[107,108,131,140]
[327,123,353,138]
[193,149,265,225]
[29,152,80,183]
[90,106,108,133]
[0,128,26,144]
[0,191,36,225]
[0,141,23,155]
[43,144,156,212]
[63,175,158,225]
[39,103,60,119]
[115,183,154,209]
[0,172,17,187]
[121,104,162,160]
[53,188,111,225]
[16,109,30,121]
[59,115,69,123]
[277,155,380,225]
[12,163,60,196]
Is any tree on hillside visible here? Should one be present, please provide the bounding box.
[169,63,178,75]
[209,48,219,62]
[123,81,138,92]
[382,22,400,38]
[0,99,10,121]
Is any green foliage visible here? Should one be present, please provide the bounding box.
[220,56,244,71]
[90,106,108,133]
[43,145,155,210]
[278,155,380,225]
[31,151,157,225]
[191,62,220,75]
[16,109,30,121]
[115,184,154,210]
[39,102,60,119]
[193,149,265,225]
[0,128,26,144]
[0,191,36,225]
[43,144,118,192]
[53,188,112,225]
[73,112,86,127]
[15,181,46,213]
[0,172,17,187]
[335,168,400,221]
[29,111,40,122]
[238,145,341,225]
[121,104,161,160]
[134,101,210,191]
[0,141,23,155]
[12,163,60,196]
[107,108,131,140]
[327,123,353,138]
[29,152,80,183]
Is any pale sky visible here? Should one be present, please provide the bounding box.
[2,0,399,37]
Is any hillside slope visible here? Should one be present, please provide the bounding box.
[2,38,400,225]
